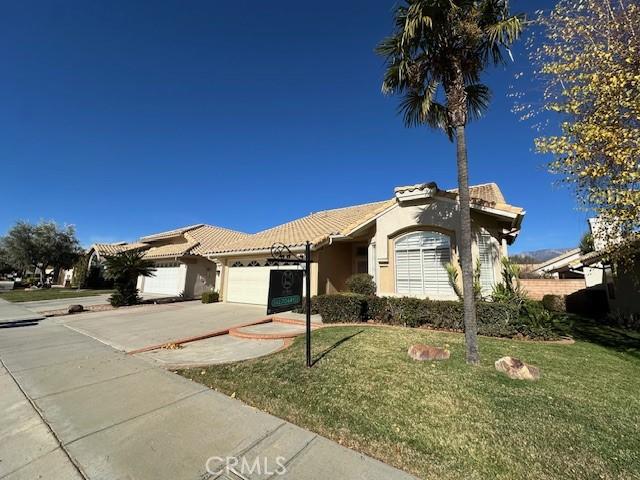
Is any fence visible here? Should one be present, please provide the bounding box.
[520,278,586,300]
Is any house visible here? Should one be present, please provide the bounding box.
[95,181,524,304]
[557,218,640,318]
[534,247,604,287]
[86,225,249,297]
[204,182,525,305]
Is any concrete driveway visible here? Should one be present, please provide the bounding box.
[58,301,269,353]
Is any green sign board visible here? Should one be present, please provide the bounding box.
[267,270,303,315]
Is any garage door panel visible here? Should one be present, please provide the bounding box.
[142,266,182,295]
[226,266,303,305]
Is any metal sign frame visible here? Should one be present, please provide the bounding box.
[267,241,312,367]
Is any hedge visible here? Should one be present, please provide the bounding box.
[315,293,368,323]
[313,293,556,339]
[201,291,220,304]
[542,294,566,313]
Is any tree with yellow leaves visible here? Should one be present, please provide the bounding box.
[530,0,639,258]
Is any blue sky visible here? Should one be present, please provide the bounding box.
[0,0,589,253]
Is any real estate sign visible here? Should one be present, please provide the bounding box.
[267,270,303,315]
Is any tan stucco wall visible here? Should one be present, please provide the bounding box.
[374,200,508,298]
[183,257,216,298]
[316,243,354,294]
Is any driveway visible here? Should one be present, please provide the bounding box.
[19,293,169,314]
[0,307,414,479]
[58,301,269,352]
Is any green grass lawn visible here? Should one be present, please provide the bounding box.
[0,288,112,302]
[179,320,640,480]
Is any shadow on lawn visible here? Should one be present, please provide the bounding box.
[312,330,364,366]
[560,316,640,359]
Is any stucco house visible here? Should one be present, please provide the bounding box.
[94,181,524,304]
[205,182,525,305]
[87,225,249,297]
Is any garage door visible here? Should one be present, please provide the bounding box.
[142,263,182,295]
[226,264,303,305]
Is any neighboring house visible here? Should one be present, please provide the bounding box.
[87,225,249,297]
[558,218,640,318]
[204,182,525,305]
[532,247,604,286]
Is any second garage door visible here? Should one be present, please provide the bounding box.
[142,263,183,296]
[226,265,303,305]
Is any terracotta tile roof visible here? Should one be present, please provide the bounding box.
[139,224,204,242]
[143,241,198,259]
[211,200,395,254]
[187,225,251,256]
[92,242,148,258]
[447,183,522,215]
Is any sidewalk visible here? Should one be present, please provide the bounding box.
[0,298,44,324]
[0,318,415,479]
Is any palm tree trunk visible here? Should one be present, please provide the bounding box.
[455,125,480,365]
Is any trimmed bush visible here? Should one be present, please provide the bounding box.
[314,293,553,339]
[293,296,319,315]
[315,293,368,323]
[345,273,376,296]
[542,294,566,313]
[201,291,220,304]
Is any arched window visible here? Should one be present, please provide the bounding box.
[247,260,261,267]
[231,261,244,267]
[395,231,453,297]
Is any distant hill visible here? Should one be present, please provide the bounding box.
[510,248,574,264]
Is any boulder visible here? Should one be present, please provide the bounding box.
[495,356,541,380]
[68,304,84,314]
[408,344,450,361]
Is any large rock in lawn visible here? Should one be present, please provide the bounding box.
[68,304,84,314]
[495,356,541,380]
[408,344,450,361]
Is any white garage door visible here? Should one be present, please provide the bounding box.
[226,264,303,305]
[142,263,182,296]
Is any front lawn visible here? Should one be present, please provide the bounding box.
[0,288,112,302]
[179,321,640,480]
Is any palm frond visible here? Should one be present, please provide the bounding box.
[465,83,491,120]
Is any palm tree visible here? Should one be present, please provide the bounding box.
[377,0,523,364]
[104,250,155,306]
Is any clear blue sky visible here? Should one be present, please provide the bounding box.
[0,0,589,253]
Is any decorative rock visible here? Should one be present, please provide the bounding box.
[495,356,541,381]
[68,304,84,314]
[408,344,450,361]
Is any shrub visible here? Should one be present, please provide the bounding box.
[542,294,566,312]
[314,293,368,323]
[109,289,140,307]
[201,291,219,304]
[293,296,319,314]
[313,293,556,339]
[345,273,376,296]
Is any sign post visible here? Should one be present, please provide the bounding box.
[267,241,313,367]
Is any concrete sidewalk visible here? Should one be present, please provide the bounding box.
[0,319,415,479]
[0,298,44,324]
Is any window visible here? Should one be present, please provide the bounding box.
[247,260,261,267]
[395,231,453,297]
[478,233,495,295]
[231,261,244,267]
